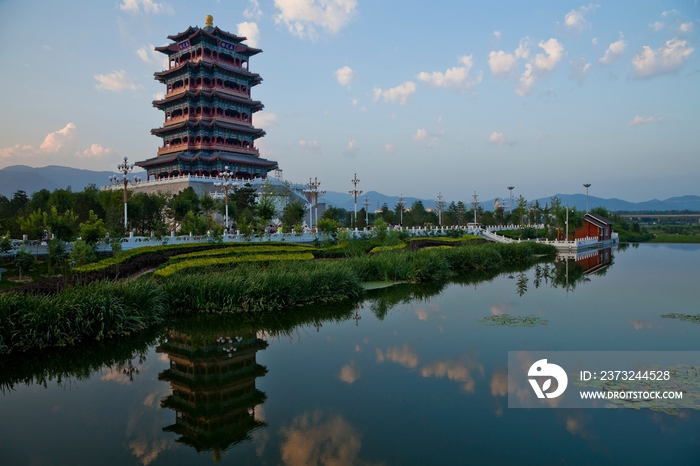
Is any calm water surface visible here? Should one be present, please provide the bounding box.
[1,244,699,465]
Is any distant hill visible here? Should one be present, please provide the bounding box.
[0,165,146,198]
[1,165,698,212]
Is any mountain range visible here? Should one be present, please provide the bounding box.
[1,165,698,213]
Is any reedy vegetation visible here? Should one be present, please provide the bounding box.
[0,241,555,355]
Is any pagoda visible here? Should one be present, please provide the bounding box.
[136,15,278,181]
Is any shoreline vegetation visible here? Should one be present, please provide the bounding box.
[0,237,556,355]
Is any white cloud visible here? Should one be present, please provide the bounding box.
[40,123,76,153]
[75,143,112,158]
[345,140,359,156]
[488,50,518,79]
[153,92,165,100]
[632,38,694,78]
[493,30,501,41]
[94,70,143,91]
[569,56,591,84]
[488,37,531,80]
[564,4,598,32]
[534,38,565,71]
[515,64,535,96]
[413,129,427,141]
[136,45,168,69]
[351,98,358,106]
[628,115,662,126]
[0,144,37,159]
[255,112,278,127]
[437,116,442,123]
[591,37,598,46]
[334,66,356,87]
[244,0,263,20]
[384,143,394,154]
[1,123,84,163]
[489,131,515,146]
[679,22,694,32]
[417,55,482,91]
[237,22,260,47]
[599,34,626,64]
[649,21,665,32]
[119,0,173,14]
[360,106,366,112]
[299,140,320,150]
[515,37,532,59]
[273,0,358,40]
[43,45,52,51]
[661,9,679,17]
[373,81,417,105]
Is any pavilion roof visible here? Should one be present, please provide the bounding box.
[152,89,264,111]
[151,120,265,136]
[136,151,278,169]
[154,60,262,84]
[156,26,262,57]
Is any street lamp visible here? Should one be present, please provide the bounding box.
[507,186,515,215]
[362,195,371,227]
[109,156,141,230]
[303,177,323,230]
[470,191,480,225]
[349,173,363,229]
[214,166,237,230]
[435,192,445,227]
[583,183,591,213]
[396,194,405,227]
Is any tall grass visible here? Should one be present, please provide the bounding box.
[161,261,363,314]
[0,280,165,355]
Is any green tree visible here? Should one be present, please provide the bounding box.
[169,187,200,222]
[232,184,257,220]
[70,240,96,266]
[79,210,107,246]
[0,232,13,256]
[48,206,79,241]
[281,201,306,231]
[47,238,67,275]
[516,195,528,226]
[14,248,34,279]
[256,194,277,223]
[317,218,340,236]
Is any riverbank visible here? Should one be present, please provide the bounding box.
[0,241,556,355]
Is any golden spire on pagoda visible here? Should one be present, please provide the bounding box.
[205,15,214,27]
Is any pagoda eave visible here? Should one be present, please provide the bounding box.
[151,120,265,136]
[154,60,262,83]
[136,151,278,169]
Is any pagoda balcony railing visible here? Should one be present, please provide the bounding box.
[157,143,259,156]
[166,84,250,99]
[164,114,252,127]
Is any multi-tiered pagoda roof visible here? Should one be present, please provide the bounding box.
[136,15,278,180]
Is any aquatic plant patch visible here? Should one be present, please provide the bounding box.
[477,314,548,327]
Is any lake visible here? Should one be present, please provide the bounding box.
[1,244,699,465]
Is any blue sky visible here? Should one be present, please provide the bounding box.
[0,0,697,203]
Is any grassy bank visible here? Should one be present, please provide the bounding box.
[0,241,556,355]
[649,234,700,244]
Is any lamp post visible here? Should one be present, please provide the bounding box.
[214,166,236,230]
[435,192,445,227]
[362,195,371,226]
[349,173,363,229]
[396,194,405,227]
[470,191,480,225]
[583,183,591,213]
[109,156,141,230]
[303,177,323,230]
[507,186,515,215]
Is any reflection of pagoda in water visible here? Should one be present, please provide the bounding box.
[156,330,268,457]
